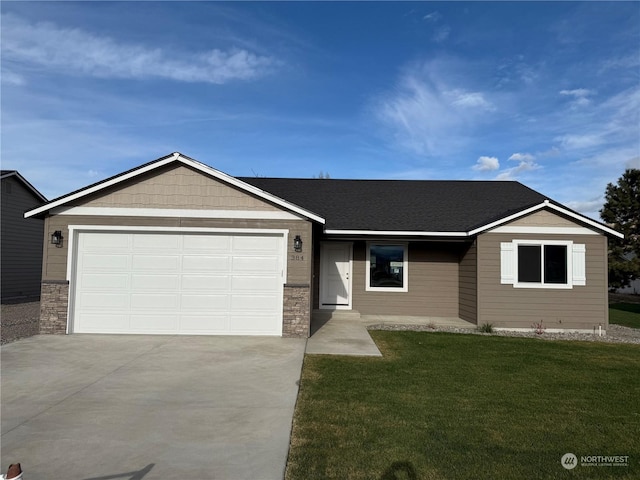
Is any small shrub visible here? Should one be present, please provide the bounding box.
[478,323,494,333]
[426,321,437,330]
[532,321,546,335]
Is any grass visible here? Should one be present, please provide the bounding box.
[287,332,640,480]
[609,303,640,329]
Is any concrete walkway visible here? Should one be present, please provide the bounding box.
[306,312,382,357]
[1,335,306,480]
[306,311,476,357]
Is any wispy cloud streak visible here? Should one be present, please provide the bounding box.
[2,13,278,84]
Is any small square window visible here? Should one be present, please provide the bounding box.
[366,243,408,292]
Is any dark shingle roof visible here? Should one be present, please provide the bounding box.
[238,178,549,232]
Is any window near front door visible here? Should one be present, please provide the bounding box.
[366,243,408,292]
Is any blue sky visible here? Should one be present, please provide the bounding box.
[2,1,639,220]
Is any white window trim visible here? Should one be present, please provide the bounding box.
[513,239,573,289]
[365,242,408,292]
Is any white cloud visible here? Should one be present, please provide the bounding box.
[372,61,497,157]
[559,88,595,108]
[556,133,604,150]
[450,91,494,110]
[508,152,535,162]
[473,156,500,171]
[496,158,540,180]
[626,156,640,169]
[423,11,442,22]
[1,13,277,84]
[1,70,25,86]
[433,26,451,43]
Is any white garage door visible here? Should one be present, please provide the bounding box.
[72,231,284,335]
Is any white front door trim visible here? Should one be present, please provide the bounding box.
[319,242,353,310]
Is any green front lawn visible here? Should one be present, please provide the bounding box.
[287,332,640,480]
[610,303,640,329]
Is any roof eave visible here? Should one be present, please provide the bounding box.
[468,200,624,239]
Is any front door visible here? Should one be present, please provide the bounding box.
[320,242,352,309]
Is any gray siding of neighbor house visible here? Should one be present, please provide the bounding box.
[476,231,608,331]
[349,241,462,317]
[458,240,477,324]
[1,176,44,301]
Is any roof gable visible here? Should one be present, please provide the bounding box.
[24,153,324,223]
[1,170,47,203]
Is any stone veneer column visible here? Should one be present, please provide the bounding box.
[40,280,69,334]
[282,284,310,338]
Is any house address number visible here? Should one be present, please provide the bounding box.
[290,254,305,261]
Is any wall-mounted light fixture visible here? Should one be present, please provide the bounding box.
[293,235,303,252]
[51,230,64,247]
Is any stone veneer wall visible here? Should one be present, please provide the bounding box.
[40,281,69,334]
[283,284,310,338]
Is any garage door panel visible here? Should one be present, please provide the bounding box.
[79,293,129,309]
[82,254,130,271]
[181,294,229,310]
[182,255,229,272]
[133,234,181,250]
[81,233,130,249]
[232,256,280,272]
[131,293,179,309]
[231,294,280,311]
[233,235,280,252]
[181,275,229,291]
[130,315,178,332]
[132,255,180,272]
[131,274,180,291]
[80,314,130,332]
[232,276,281,292]
[80,273,128,290]
[183,235,230,251]
[73,231,284,336]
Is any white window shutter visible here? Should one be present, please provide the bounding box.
[572,244,586,286]
[500,242,515,284]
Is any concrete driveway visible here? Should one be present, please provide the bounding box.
[1,334,306,479]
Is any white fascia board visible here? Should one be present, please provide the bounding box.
[468,200,623,239]
[324,229,468,237]
[25,153,180,218]
[25,152,325,224]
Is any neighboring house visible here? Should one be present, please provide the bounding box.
[1,170,47,302]
[24,153,622,337]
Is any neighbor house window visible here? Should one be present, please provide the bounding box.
[500,240,585,289]
[366,243,408,292]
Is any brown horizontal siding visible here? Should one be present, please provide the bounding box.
[41,214,312,285]
[508,209,581,227]
[477,232,608,330]
[458,240,477,323]
[351,241,461,317]
[76,164,280,211]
